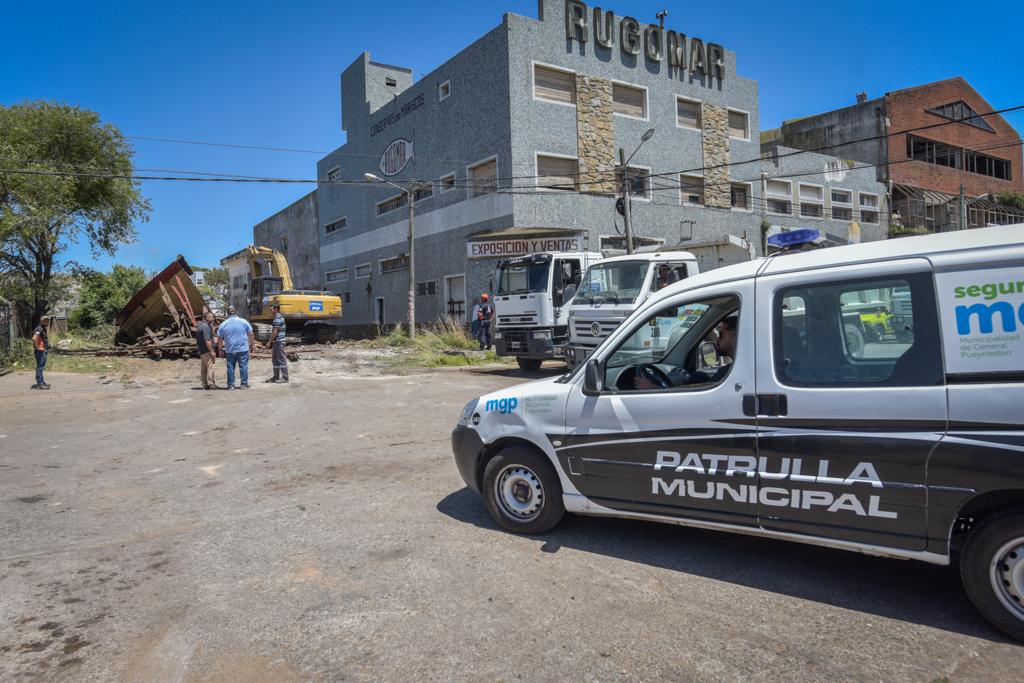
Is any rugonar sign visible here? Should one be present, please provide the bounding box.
[468,236,582,259]
[563,0,727,82]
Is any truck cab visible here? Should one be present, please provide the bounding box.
[563,251,699,369]
[493,251,602,371]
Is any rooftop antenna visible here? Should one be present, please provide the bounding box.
[656,9,668,28]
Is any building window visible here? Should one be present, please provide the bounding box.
[859,193,880,223]
[926,100,995,133]
[799,184,824,218]
[618,166,651,200]
[727,110,749,140]
[468,157,497,197]
[413,184,434,202]
[438,80,450,101]
[343,292,351,304]
[325,267,349,283]
[965,150,1012,180]
[417,281,437,296]
[536,154,579,191]
[680,174,704,206]
[907,134,962,169]
[440,173,456,192]
[766,179,792,215]
[830,189,852,221]
[385,76,397,88]
[355,263,372,279]
[676,98,701,130]
[380,254,409,274]
[326,166,341,182]
[533,64,575,105]
[377,193,408,216]
[730,182,751,211]
[612,82,646,119]
[325,217,347,234]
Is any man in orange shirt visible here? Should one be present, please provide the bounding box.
[31,315,51,390]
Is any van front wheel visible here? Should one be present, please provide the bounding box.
[961,507,1024,642]
[482,447,565,534]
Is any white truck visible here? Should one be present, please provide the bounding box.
[493,251,602,371]
[562,251,700,369]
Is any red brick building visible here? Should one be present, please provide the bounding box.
[774,77,1024,233]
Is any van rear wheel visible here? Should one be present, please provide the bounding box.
[961,507,1024,641]
[482,447,564,534]
[516,357,543,372]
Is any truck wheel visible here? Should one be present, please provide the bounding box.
[961,507,1024,642]
[516,357,543,372]
[482,447,564,535]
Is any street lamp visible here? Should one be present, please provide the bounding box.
[365,172,419,338]
[619,128,655,254]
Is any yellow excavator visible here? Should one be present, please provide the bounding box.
[244,245,343,342]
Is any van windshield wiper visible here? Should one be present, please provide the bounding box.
[596,292,620,304]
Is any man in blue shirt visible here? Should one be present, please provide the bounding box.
[217,306,255,389]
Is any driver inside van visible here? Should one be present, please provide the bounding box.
[634,314,738,390]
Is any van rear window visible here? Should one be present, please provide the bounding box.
[774,273,942,388]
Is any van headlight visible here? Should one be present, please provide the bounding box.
[458,398,479,426]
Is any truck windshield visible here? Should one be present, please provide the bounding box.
[576,260,650,304]
[497,261,551,294]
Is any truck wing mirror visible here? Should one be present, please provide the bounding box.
[583,358,604,395]
[563,284,577,302]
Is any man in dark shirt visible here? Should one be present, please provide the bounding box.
[31,315,50,390]
[196,311,217,390]
[264,303,289,383]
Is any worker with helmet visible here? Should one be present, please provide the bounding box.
[477,293,494,350]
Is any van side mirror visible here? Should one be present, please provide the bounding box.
[583,358,604,395]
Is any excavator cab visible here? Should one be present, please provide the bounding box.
[248,276,284,318]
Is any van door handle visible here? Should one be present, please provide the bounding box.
[743,393,788,417]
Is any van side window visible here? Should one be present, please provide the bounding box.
[774,273,942,387]
[605,295,739,392]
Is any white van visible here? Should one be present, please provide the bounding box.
[451,224,1024,640]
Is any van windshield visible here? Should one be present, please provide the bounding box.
[497,261,551,295]
[576,260,650,304]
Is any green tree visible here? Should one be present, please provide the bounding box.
[997,192,1024,212]
[0,101,150,335]
[69,265,148,329]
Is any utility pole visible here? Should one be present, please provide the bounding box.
[619,147,634,255]
[365,173,421,338]
[618,128,655,256]
[959,181,968,231]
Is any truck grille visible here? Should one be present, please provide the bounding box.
[572,317,623,340]
[498,315,538,326]
[501,330,529,351]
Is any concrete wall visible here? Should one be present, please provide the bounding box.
[777,98,888,182]
[762,144,889,244]
[317,20,513,327]
[252,191,321,290]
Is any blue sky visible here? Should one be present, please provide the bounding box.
[2,0,1022,272]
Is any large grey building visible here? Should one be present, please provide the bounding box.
[259,0,888,329]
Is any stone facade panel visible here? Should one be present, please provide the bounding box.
[574,74,617,194]
[702,103,732,209]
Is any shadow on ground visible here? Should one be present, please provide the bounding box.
[437,486,1012,644]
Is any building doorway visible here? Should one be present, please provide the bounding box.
[444,274,466,322]
[375,297,385,328]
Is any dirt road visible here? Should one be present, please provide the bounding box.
[1,362,1022,681]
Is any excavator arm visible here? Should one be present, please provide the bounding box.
[245,245,294,291]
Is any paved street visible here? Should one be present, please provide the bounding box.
[1,364,1023,681]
